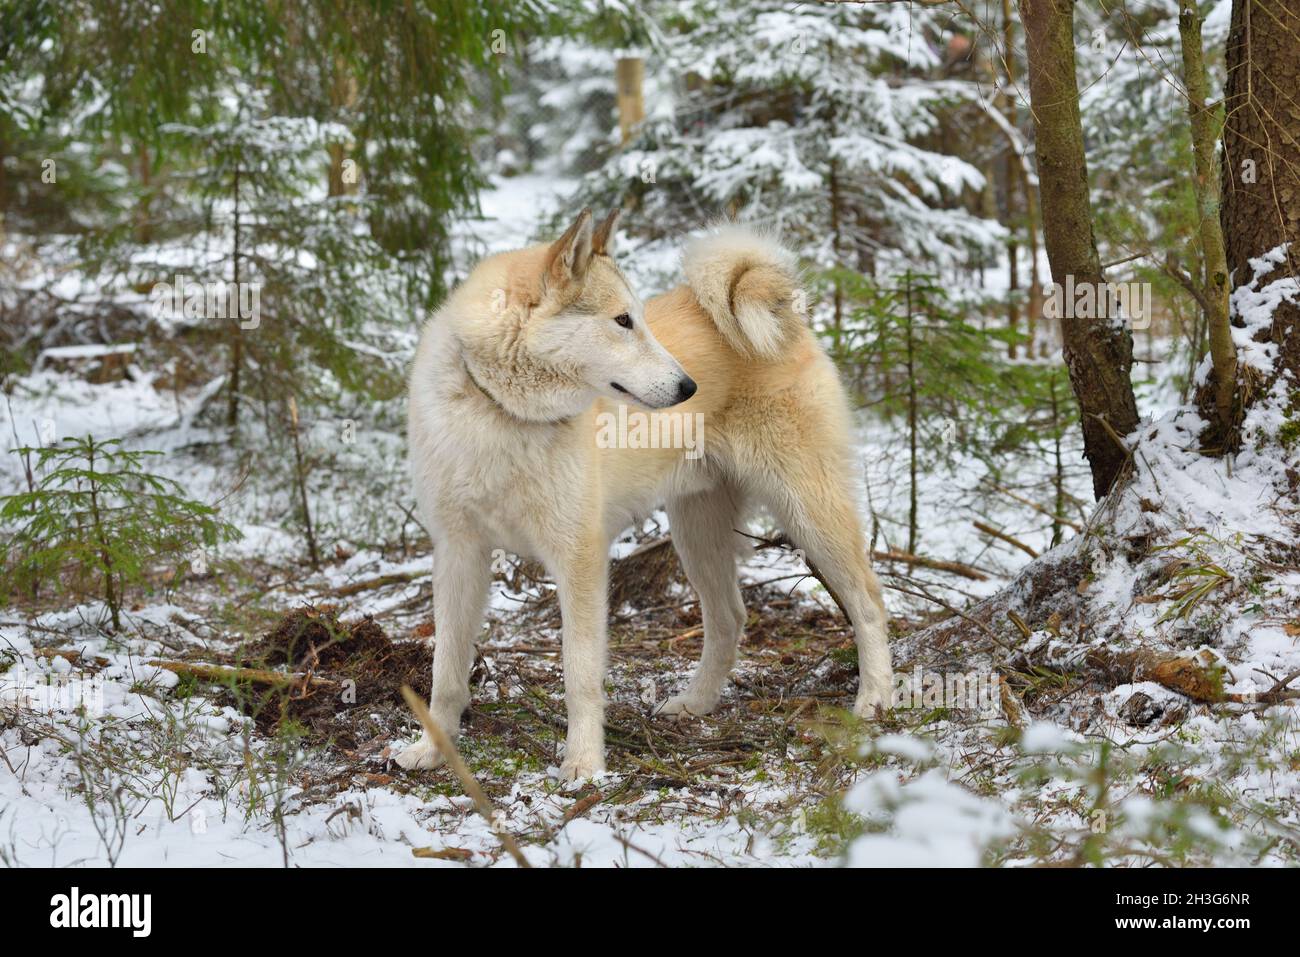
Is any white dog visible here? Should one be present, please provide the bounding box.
[399,209,891,780]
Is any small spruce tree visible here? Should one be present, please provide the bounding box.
[0,436,241,631]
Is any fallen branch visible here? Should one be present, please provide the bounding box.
[884,581,1018,653]
[478,643,559,655]
[32,647,336,690]
[32,647,110,667]
[871,549,990,581]
[30,647,341,698]
[411,846,475,862]
[399,684,531,868]
[560,791,604,825]
[1252,668,1300,705]
[743,528,988,581]
[984,482,1084,533]
[333,570,425,597]
[145,660,338,690]
[744,695,829,712]
[973,521,1039,558]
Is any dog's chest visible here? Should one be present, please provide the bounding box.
[414,399,596,550]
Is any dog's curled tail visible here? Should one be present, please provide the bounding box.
[683,226,805,360]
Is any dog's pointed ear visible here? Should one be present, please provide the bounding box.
[544,208,594,290]
[592,207,622,257]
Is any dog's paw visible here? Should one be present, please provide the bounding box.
[657,690,720,719]
[393,734,444,771]
[556,752,606,782]
[852,686,891,720]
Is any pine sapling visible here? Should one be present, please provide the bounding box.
[0,436,241,631]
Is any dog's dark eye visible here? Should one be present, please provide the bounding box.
[614,312,633,329]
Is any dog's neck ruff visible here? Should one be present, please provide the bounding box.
[458,350,575,427]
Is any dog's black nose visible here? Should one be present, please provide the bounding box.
[677,376,697,402]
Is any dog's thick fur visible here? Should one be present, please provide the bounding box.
[400,210,891,779]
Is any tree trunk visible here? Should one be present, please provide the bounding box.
[1000,0,1046,356]
[997,0,1021,358]
[328,55,358,197]
[227,163,242,429]
[1220,0,1300,401]
[288,396,320,569]
[1179,8,1236,444]
[615,57,645,145]
[1050,369,1066,547]
[135,141,153,243]
[1018,0,1140,500]
[830,154,844,329]
[904,274,919,557]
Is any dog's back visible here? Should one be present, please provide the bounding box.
[606,226,852,488]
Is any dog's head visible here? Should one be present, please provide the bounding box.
[529,208,696,409]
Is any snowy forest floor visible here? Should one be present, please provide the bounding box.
[3,477,1299,867]
[3,176,1300,867]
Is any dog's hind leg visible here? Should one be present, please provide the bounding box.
[757,452,892,717]
[395,536,491,770]
[658,484,747,718]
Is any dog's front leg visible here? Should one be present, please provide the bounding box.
[395,536,490,771]
[553,539,609,781]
